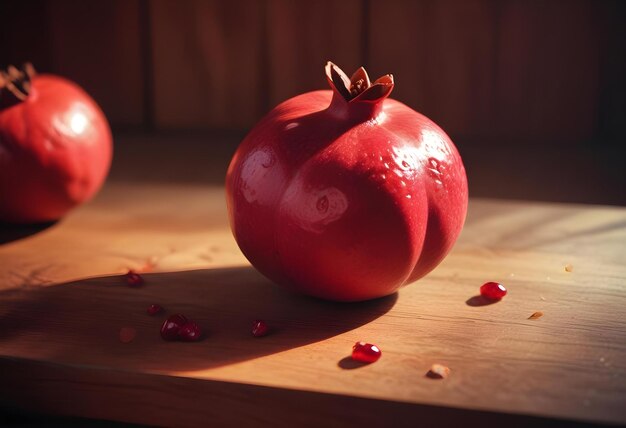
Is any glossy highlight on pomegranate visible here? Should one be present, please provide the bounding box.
[226,62,468,301]
[0,64,112,223]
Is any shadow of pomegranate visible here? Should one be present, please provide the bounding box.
[465,295,499,307]
[0,220,57,245]
[0,266,397,373]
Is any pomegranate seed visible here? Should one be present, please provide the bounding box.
[352,342,382,363]
[125,270,144,286]
[480,282,507,300]
[160,314,188,341]
[178,321,202,342]
[119,327,137,343]
[251,320,269,337]
[147,304,163,315]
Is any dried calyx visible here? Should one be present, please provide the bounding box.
[0,63,36,109]
[325,61,394,103]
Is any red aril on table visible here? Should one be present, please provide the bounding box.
[147,304,163,315]
[160,314,188,341]
[177,321,202,342]
[480,282,507,300]
[251,320,269,337]
[352,342,382,363]
[125,270,144,287]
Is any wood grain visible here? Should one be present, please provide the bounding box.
[47,0,145,128]
[368,0,499,138]
[0,179,624,426]
[266,0,363,107]
[368,0,602,143]
[494,0,599,143]
[2,0,622,144]
[150,0,265,129]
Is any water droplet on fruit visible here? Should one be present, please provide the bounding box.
[284,122,299,130]
[427,157,446,187]
[316,195,329,213]
[261,156,275,168]
[401,160,410,169]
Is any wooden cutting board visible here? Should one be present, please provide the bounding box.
[0,182,624,427]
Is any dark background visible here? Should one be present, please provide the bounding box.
[1,0,625,205]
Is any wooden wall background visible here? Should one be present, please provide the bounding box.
[0,0,624,146]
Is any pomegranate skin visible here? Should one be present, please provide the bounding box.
[0,73,112,223]
[226,63,468,302]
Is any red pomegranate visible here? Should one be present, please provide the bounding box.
[0,64,112,223]
[226,62,468,301]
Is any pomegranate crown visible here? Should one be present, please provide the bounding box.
[0,63,36,109]
[325,61,394,103]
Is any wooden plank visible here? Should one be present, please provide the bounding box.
[368,0,601,144]
[150,0,265,129]
[46,0,144,128]
[495,0,599,143]
[368,0,498,138]
[596,0,626,145]
[0,179,624,425]
[266,0,363,108]
[0,359,605,428]
[0,0,52,70]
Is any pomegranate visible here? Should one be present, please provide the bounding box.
[226,62,467,301]
[0,64,112,223]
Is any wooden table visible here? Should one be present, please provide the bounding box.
[0,180,625,427]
